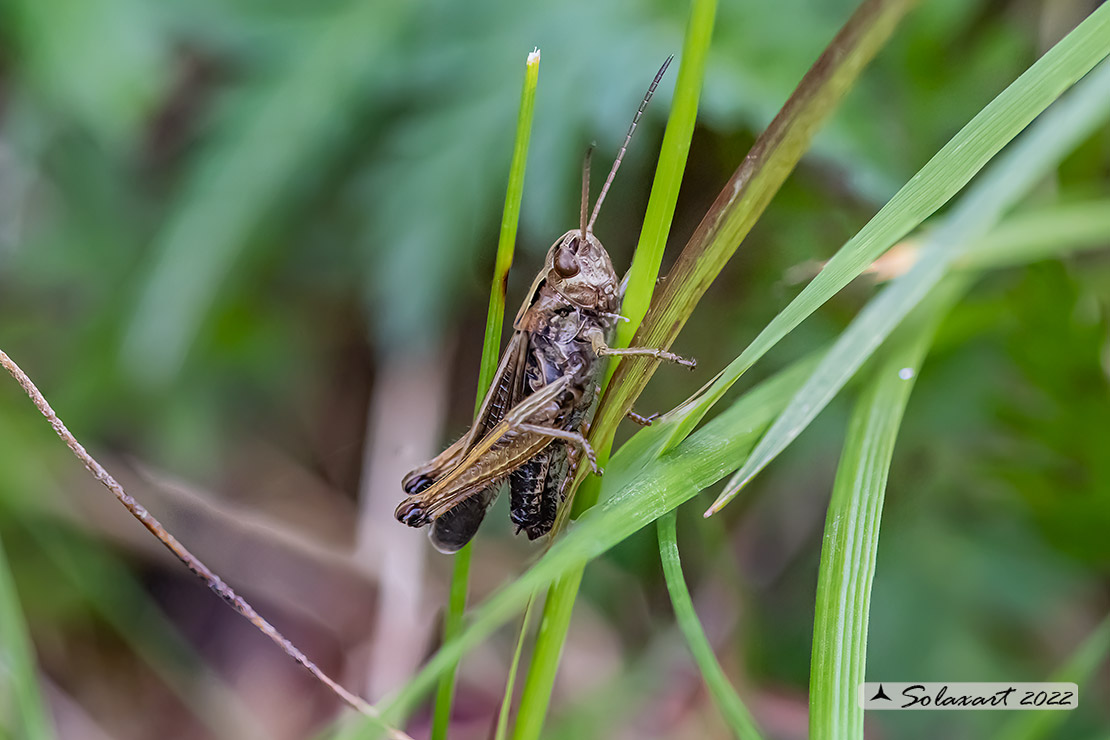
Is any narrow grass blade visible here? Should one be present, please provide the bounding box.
[614,0,718,351]
[809,280,961,740]
[657,510,764,740]
[479,49,542,406]
[508,0,719,734]
[510,569,583,740]
[711,51,1110,514]
[659,3,1110,454]
[0,533,54,740]
[431,49,541,740]
[592,0,918,467]
[994,614,1110,740]
[349,356,819,737]
[959,199,1110,272]
[493,593,540,740]
[122,3,408,384]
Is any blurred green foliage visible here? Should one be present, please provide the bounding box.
[0,0,1108,738]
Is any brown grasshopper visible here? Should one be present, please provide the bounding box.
[395,57,693,553]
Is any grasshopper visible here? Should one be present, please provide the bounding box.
[395,57,693,553]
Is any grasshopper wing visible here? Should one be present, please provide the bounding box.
[395,375,573,539]
[401,331,529,494]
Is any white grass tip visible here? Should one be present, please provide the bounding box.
[528,48,541,65]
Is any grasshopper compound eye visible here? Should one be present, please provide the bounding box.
[553,245,580,278]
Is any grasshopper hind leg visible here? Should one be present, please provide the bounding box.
[428,483,501,554]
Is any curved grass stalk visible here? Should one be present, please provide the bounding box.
[658,510,764,740]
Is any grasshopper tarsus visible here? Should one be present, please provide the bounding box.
[626,409,658,426]
[394,500,431,527]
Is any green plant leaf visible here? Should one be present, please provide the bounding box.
[994,613,1110,740]
[122,1,408,384]
[658,510,764,740]
[432,49,541,740]
[658,3,1110,457]
[711,49,1110,512]
[508,1,720,734]
[809,278,962,740]
[592,0,918,468]
[959,199,1110,272]
[333,353,818,738]
[0,533,53,740]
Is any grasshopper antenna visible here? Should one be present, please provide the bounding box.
[585,54,673,234]
[580,146,594,237]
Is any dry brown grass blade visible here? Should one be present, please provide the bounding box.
[0,348,414,740]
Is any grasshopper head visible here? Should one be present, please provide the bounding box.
[544,229,620,314]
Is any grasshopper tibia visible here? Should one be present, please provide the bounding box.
[586,327,697,369]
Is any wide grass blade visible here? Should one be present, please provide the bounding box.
[808,279,963,740]
[659,3,1110,456]
[338,355,822,737]
[710,50,1110,512]
[0,533,53,740]
[959,199,1110,272]
[507,0,720,735]
[590,0,918,470]
[431,49,541,740]
[657,510,764,740]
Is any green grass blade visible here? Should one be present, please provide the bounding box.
[0,533,54,740]
[574,0,719,517]
[431,49,540,740]
[429,546,471,740]
[994,614,1110,740]
[121,2,408,385]
[613,0,718,351]
[494,593,540,740]
[509,0,718,733]
[478,50,542,407]
[959,199,1110,272]
[595,0,917,461]
[711,50,1110,513]
[510,569,583,740]
[352,355,819,736]
[809,280,962,740]
[657,510,763,740]
[659,3,1110,453]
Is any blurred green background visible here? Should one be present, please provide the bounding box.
[0,0,1107,738]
